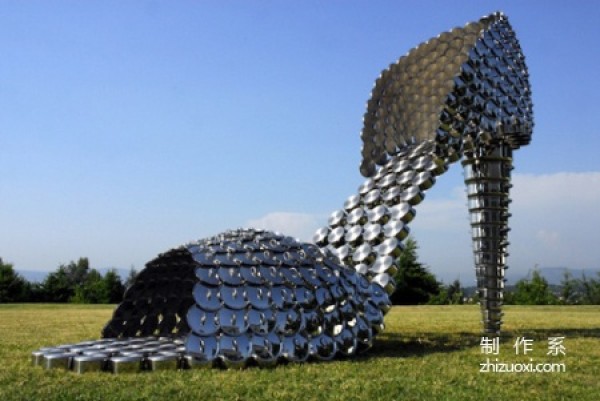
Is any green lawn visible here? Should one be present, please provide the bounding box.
[0,304,598,401]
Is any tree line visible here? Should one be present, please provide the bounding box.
[0,257,137,304]
[2,241,600,305]
[388,238,600,306]
[390,237,468,305]
[504,269,600,305]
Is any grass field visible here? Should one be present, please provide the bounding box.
[0,304,599,401]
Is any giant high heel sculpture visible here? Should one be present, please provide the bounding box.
[32,12,533,373]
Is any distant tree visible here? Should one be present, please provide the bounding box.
[391,237,441,305]
[579,273,600,305]
[429,279,464,305]
[510,269,557,305]
[42,266,73,302]
[469,290,480,305]
[124,266,139,289]
[503,288,515,304]
[27,282,48,302]
[560,271,579,304]
[42,257,91,302]
[103,269,125,303]
[0,258,29,302]
[65,258,90,288]
[41,258,127,303]
[446,279,464,304]
[71,269,107,303]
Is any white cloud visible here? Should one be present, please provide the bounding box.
[244,172,600,284]
[512,172,600,207]
[246,212,326,242]
[412,171,600,282]
[409,187,473,283]
[509,171,600,273]
[535,229,561,247]
[413,186,468,232]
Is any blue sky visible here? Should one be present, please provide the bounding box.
[1,1,599,283]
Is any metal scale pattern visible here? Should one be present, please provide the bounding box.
[314,140,447,297]
[32,11,532,372]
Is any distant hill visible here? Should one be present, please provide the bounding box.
[509,267,600,285]
[15,270,49,283]
[462,267,600,296]
[16,268,132,283]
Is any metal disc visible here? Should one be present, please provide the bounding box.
[378,237,404,258]
[313,227,329,246]
[327,227,346,246]
[187,306,219,336]
[347,207,367,225]
[259,265,285,285]
[328,210,346,227]
[247,308,274,335]
[217,308,248,336]
[240,265,264,285]
[246,286,270,310]
[352,244,373,264]
[195,266,221,286]
[280,333,309,362]
[220,285,248,309]
[185,334,219,363]
[219,334,251,368]
[389,203,416,223]
[400,185,425,205]
[310,334,337,361]
[369,256,394,275]
[293,286,317,309]
[218,266,244,286]
[344,194,361,211]
[192,283,222,312]
[358,178,376,195]
[383,220,410,240]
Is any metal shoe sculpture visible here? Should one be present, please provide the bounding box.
[33,12,533,373]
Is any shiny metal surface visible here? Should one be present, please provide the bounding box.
[347,207,367,226]
[328,210,346,227]
[72,354,107,374]
[344,194,361,211]
[315,11,531,335]
[462,146,513,333]
[33,11,532,372]
[31,229,389,371]
[368,205,389,224]
[147,353,180,371]
[110,355,143,374]
[43,352,75,370]
[359,13,532,177]
[383,220,409,241]
[363,223,383,244]
[364,189,382,207]
[344,225,363,246]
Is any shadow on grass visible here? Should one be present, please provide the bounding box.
[362,332,482,359]
[361,328,600,360]
[501,328,600,340]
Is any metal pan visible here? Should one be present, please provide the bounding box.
[192,283,222,312]
[220,285,248,309]
[247,308,274,335]
[219,334,251,368]
[218,308,248,336]
[186,306,219,336]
